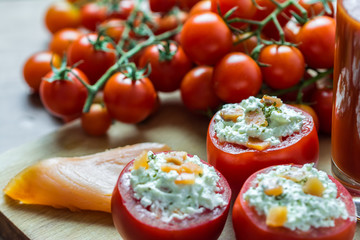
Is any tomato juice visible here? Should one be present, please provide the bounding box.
[332,0,360,190]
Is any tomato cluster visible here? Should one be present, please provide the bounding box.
[22,0,334,136]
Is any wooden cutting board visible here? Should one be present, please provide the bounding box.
[0,92,359,240]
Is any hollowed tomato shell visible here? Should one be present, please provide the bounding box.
[207,104,319,197]
[232,165,357,240]
[111,153,231,240]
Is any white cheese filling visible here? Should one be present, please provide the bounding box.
[129,152,226,223]
[214,96,305,146]
[243,164,350,231]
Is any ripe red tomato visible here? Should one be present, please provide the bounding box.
[232,165,356,240]
[44,1,81,34]
[152,11,188,35]
[180,66,222,112]
[111,153,231,240]
[179,0,202,11]
[81,103,112,136]
[49,28,83,56]
[207,104,319,196]
[67,33,117,85]
[138,43,193,92]
[99,19,125,43]
[107,0,135,19]
[23,51,61,93]
[212,52,262,103]
[149,0,177,13]
[297,16,336,69]
[298,0,334,18]
[40,68,89,121]
[312,88,333,134]
[232,33,258,54]
[211,0,256,29]
[80,2,107,31]
[259,45,305,90]
[103,73,157,123]
[188,0,211,17]
[180,12,232,66]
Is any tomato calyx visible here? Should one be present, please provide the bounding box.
[120,62,152,82]
[157,41,177,62]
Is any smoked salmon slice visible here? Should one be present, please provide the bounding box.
[3,142,170,213]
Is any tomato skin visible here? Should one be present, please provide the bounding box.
[232,165,356,240]
[212,52,262,103]
[180,12,232,66]
[81,103,112,136]
[111,154,231,240]
[40,68,89,120]
[44,1,81,34]
[23,51,61,93]
[49,28,83,56]
[180,66,222,112]
[67,33,117,85]
[188,0,211,17]
[298,0,334,18]
[211,0,256,28]
[231,33,258,54]
[297,16,336,69]
[80,2,107,31]
[207,104,319,196]
[108,0,134,20]
[138,44,193,92]
[259,45,305,90]
[149,0,177,13]
[103,73,157,124]
[179,0,202,11]
[312,88,333,134]
[99,19,125,43]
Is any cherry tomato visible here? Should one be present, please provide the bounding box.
[207,104,319,196]
[23,51,61,93]
[80,2,107,32]
[188,0,211,17]
[152,11,188,35]
[259,45,305,90]
[231,33,258,54]
[99,19,125,43]
[81,103,112,136]
[180,12,232,65]
[312,88,333,134]
[103,73,157,123]
[211,0,256,29]
[108,0,135,20]
[212,52,262,103]
[138,43,193,92]
[149,0,177,13]
[180,66,222,112]
[44,1,81,34]
[40,68,89,121]
[179,0,202,11]
[232,165,356,240]
[111,152,231,240]
[49,28,83,56]
[297,16,336,69]
[291,104,319,132]
[67,33,117,85]
[298,0,334,18]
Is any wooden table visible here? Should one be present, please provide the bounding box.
[0,0,359,239]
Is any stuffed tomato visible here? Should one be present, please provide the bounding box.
[207,95,319,196]
[232,164,357,240]
[111,151,231,240]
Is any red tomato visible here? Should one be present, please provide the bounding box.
[211,0,256,29]
[179,0,202,11]
[138,43,193,92]
[212,52,262,103]
[23,51,61,93]
[111,152,231,240]
[49,28,83,56]
[297,16,336,69]
[207,104,319,196]
[152,11,188,35]
[67,33,117,85]
[231,33,258,54]
[40,68,89,121]
[259,45,305,90]
[44,1,81,34]
[180,66,222,112]
[291,104,319,132]
[103,73,157,123]
[180,12,232,66]
[149,0,177,13]
[188,0,211,17]
[232,165,356,240]
[108,0,135,19]
[81,103,112,136]
[80,2,107,31]
[298,0,334,18]
[99,19,125,43]
[312,88,333,134]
